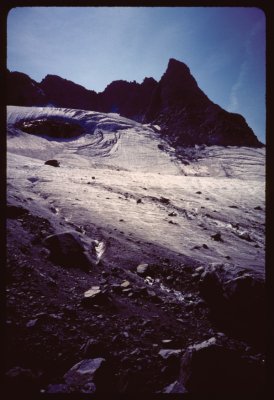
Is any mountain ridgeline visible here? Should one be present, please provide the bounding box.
[7,58,262,147]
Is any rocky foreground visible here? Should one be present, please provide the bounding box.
[5,106,266,395]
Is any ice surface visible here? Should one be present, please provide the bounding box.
[7,106,265,276]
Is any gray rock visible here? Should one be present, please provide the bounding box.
[120,280,131,288]
[238,231,252,241]
[46,383,71,393]
[159,349,183,360]
[26,318,38,328]
[64,358,105,391]
[81,287,112,308]
[136,263,149,275]
[162,380,187,393]
[195,266,204,273]
[161,339,173,346]
[44,231,91,270]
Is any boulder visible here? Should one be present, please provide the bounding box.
[81,287,112,308]
[44,231,91,270]
[199,263,265,343]
[64,358,105,386]
[211,232,224,242]
[177,337,265,393]
[136,263,149,275]
[44,159,60,167]
[120,280,131,288]
[158,349,183,360]
[237,231,252,241]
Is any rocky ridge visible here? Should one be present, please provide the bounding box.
[6,58,262,147]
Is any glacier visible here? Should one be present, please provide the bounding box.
[7,105,265,275]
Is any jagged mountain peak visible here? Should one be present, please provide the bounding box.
[144,58,262,147]
[166,58,191,73]
[41,74,95,91]
[7,59,263,147]
[142,77,157,85]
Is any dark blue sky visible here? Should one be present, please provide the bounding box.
[7,7,265,143]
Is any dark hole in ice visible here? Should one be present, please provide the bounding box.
[17,118,84,139]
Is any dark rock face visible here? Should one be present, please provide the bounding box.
[177,336,265,393]
[7,70,48,106]
[98,77,157,120]
[40,75,98,110]
[17,118,84,138]
[5,366,41,394]
[144,59,262,147]
[39,74,156,118]
[7,58,262,146]
[44,160,60,167]
[199,263,265,344]
[44,232,91,270]
[7,205,29,219]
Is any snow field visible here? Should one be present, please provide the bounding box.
[7,106,265,275]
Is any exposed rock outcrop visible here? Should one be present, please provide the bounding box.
[40,74,98,110]
[144,58,262,147]
[18,118,84,138]
[199,263,265,344]
[7,70,48,106]
[47,358,106,393]
[98,77,157,120]
[174,336,265,393]
[44,231,92,270]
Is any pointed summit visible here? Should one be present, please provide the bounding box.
[144,58,209,123]
[144,58,262,147]
[166,58,191,74]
